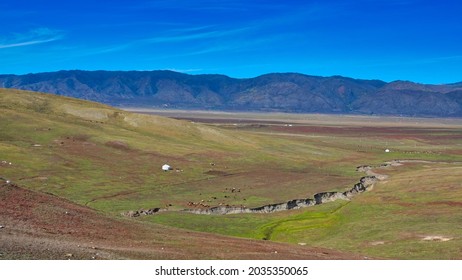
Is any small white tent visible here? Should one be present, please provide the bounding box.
[162,164,171,171]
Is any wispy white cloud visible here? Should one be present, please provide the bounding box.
[165,68,203,73]
[0,28,63,49]
[168,25,217,33]
[0,37,60,49]
[60,24,253,58]
[67,25,254,58]
[143,26,253,44]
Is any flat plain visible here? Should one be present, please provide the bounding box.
[1,89,461,259]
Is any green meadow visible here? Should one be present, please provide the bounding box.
[1,88,462,259]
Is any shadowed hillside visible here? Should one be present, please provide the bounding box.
[1,70,461,116]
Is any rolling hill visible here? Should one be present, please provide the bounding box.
[1,88,462,259]
[0,88,369,259]
[1,70,461,117]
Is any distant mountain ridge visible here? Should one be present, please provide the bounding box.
[1,70,461,117]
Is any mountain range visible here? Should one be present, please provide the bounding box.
[1,70,461,117]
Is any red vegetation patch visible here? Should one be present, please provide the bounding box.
[270,125,459,138]
[0,182,366,260]
[204,170,232,176]
[428,201,462,207]
[105,140,131,150]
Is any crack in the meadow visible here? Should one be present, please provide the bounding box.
[122,160,417,217]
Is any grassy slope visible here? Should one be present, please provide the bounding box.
[0,88,359,212]
[268,163,462,259]
[143,114,462,259]
[2,88,462,259]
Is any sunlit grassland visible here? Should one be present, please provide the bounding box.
[1,89,360,211]
[148,163,462,259]
[2,88,462,259]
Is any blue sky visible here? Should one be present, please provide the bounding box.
[0,0,461,84]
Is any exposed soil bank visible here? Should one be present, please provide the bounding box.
[123,160,421,216]
[1,181,366,259]
[122,207,166,217]
[181,160,413,215]
[184,176,378,215]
